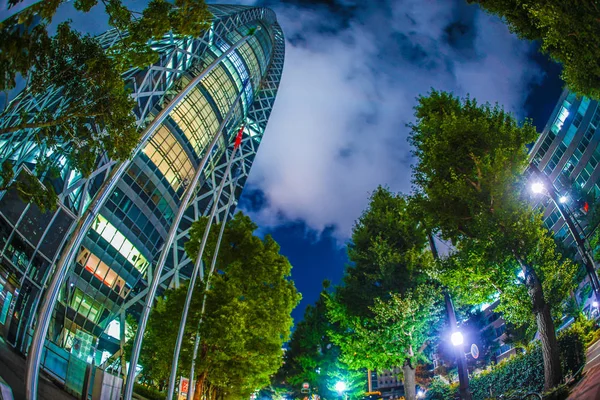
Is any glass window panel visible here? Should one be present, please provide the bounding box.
[91,215,149,275]
[143,126,194,191]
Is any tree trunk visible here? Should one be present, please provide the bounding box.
[522,262,562,390]
[193,373,205,400]
[403,359,417,400]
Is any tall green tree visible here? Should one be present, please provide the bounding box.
[280,286,365,400]
[0,0,211,209]
[409,90,577,390]
[132,213,300,400]
[468,0,600,99]
[327,187,442,400]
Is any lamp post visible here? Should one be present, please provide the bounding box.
[427,232,472,400]
[529,164,600,303]
[446,294,472,400]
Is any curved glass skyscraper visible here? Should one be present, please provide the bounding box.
[0,4,284,378]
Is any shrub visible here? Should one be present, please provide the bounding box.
[586,328,600,346]
[133,383,168,400]
[557,324,586,377]
[424,377,456,400]
[469,346,544,399]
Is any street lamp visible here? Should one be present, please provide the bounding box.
[529,164,600,303]
[444,295,472,400]
[559,195,569,204]
[335,381,347,399]
[531,181,545,194]
[428,233,472,400]
[451,331,464,347]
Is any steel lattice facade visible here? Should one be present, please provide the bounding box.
[0,4,284,370]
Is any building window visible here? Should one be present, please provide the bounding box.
[91,215,149,275]
[76,246,128,296]
[537,131,556,160]
[572,113,583,129]
[143,126,194,191]
[563,124,578,146]
[170,84,220,158]
[551,105,570,134]
[544,142,567,175]
[590,105,600,128]
[70,288,102,323]
[544,209,561,228]
[201,64,239,120]
[575,143,600,188]
[555,223,569,240]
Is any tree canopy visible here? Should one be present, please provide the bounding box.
[0,0,212,210]
[133,213,300,400]
[409,90,577,390]
[468,0,600,99]
[327,187,442,400]
[280,288,365,400]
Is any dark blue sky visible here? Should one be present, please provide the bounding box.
[239,189,349,322]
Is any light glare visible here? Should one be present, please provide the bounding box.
[531,182,545,194]
[559,195,568,203]
[451,331,464,346]
[335,381,346,393]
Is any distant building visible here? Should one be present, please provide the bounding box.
[367,368,404,399]
[478,302,517,363]
[528,89,600,314]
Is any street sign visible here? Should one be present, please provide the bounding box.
[471,343,480,359]
[178,377,189,400]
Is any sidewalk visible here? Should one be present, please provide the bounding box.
[0,337,76,400]
[567,340,600,400]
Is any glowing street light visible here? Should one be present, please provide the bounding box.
[531,181,545,194]
[451,331,464,347]
[335,381,346,394]
[559,195,568,204]
[417,389,425,398]
[593,301,599,308]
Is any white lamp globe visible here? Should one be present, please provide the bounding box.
[451,331,464,347]
[335,381,346,393]
[531,182,545,194]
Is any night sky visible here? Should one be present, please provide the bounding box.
[43,0,565,324]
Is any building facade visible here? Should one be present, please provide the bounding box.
[0,4,284,376]
[528,89,600,314]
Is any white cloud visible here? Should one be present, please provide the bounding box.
[243,0,543,240]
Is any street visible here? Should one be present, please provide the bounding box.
[566,340,600,400]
